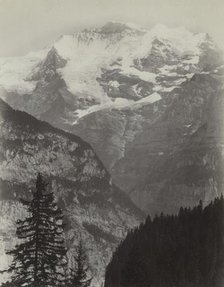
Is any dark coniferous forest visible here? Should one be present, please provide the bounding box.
[105,197,224,287]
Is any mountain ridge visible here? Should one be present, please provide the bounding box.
[0,98,144,285]
[0,22,223,215]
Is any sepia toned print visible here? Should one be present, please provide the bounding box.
[0,0,223,286]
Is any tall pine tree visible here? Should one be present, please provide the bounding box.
[6,173,67,287]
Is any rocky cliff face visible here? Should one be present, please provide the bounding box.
[0,22,223,215]
[127,74,224,214]
[0,99,143,285]
[72,71,224,215]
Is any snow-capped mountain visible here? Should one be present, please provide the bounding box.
[0,22,220,115]
[0,99,143,285]
[0,22,223,215]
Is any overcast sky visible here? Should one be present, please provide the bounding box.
[0,0,224,57]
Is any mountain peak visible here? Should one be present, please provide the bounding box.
[27,45,67,82]
[42,46,67,69]
[142,24,209,56]
[100,21,145,34]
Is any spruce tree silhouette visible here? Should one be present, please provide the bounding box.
[4,173,67,287]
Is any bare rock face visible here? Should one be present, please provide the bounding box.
[72,72,224,215]
[0,22,223,216]
[0,99,143,285]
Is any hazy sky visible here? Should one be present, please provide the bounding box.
[0,0,224,56]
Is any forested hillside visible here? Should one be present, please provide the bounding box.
[105,197,224,287]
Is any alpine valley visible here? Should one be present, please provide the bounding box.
[0,22,224,285]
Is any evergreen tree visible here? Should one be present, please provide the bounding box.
[105,197,224,287]
[68,240,92,287]
[5,173,67,287]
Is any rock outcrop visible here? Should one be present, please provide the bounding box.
[0,99,143,285]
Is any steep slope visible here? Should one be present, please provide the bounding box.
[120,72,224,215]
[0,99,143,285]
[0,22,223,215]
[72,71,224,215]
[0,23,219,121]
[105,198,224,287]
